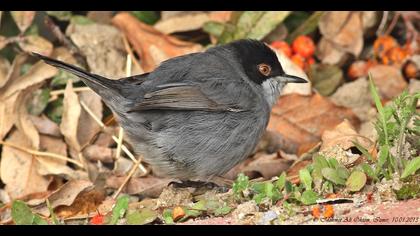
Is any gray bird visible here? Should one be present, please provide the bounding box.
[33,39,307,181]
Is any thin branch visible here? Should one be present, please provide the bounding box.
[115,127,124,160]
[0,140,84,168]
[376,11,389,36]
[122,33,144,74]
[112,157,143,200]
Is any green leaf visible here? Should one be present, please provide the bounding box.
[327,158,339,169]
[126,208,157,225]
[214,205,232,216]
[28,88,50,116]
[33,215,48,225]
[346,171,367,192]
[401,156,420,179]
[377,144,389,171]
[70,15,94,25]
[285,180,293,193]
[286,11,324,43]
[219,11,290,44]
[110,195,129,225]
[300,190,319,205]
[336,166,350,180]
[162,209,174,224]
[131,11,160,25]
[321,168,346,185]
[299,168,312,191]
[51,70,80,87]
[203,21,225,38]
[47,11,72,21]
[361,163,378,181]
[275,172,287,191]
[12,200,35,225]
[233,173,249,198]
[313,155,329,171]
[45,97,63,124]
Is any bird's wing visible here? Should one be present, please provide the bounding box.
[128,83,244,113]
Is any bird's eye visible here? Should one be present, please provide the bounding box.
[257,63,271,76]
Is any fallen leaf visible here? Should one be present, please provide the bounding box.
[267,93,360,151]
[18,35,54,56]
[318,12,363,57]
[0,53,27,89]
[0,129,51,199]
[346,171,367,192]
[77,91,103,148]
[54,189,105,219]
[112,12,203,72]
[321,168,346,185]
[29,115,62,137]
[10,11,36,33]
[33,179,93,217]
[241,153,293,179]
[154,11,231,34]
[0,56,11,88]
[65,23,127,79]
[316,37,349,65]
[368,65,408,100]
[83,144,114,163]
[105,175,170,198]
[60,80,82,155]
[126,208,157,225]
[110,195,129,224]
[307,64,343,96]
[0,92,19,140]
[320,120,374,153]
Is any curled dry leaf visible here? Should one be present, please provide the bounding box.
[267,93,360,153]
[0,93,19,140]
[29,115,62,138]
[154,11,231,34]
[77,91,103,148]
[368,65,408,100]
[60,81,82,155]
[112,12,203,72]
[0,53,27,89]
[0,130,51,199]
[18,35,54,56]
[10,11,36,33]
[33,179,94,217]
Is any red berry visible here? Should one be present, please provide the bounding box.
[90,213,105,225]
[292,35,315,58]
[291,54,305,69]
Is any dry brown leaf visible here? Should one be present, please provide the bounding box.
[0,92,19,140]
[0,57,11,88]
[0,59,57,100]
[112,12,203,72]
[267,93,360,152]
[0,35,9,51]
[106,175,170,197]
[55,189,105,218]
[66,23,126,79]
[316,38,349,65]
[14,85,41,149]
[83,144,114,163]
[318,12,364,57]
[60,80,82,155]
[10,11,36,33]
[320,119,374,151]
[77,91,103,148]
[33,179,94,216]
[30,115,62,137]
[0,129,51,199]
[154,11,231,34]
[241,153,293,179]
[0,53,27,89]
[368,65,408,100]
[18,35,53,56]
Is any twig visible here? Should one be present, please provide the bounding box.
[115,127,124,160]
[0,140,84,168]
[122,33,144,74]
[376,11,389,36]
[384,12,401,36]
[112,157,143,199]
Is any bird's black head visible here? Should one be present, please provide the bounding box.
[224,39,307,85]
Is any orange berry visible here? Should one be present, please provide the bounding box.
[90,213,104,225]
[384,47,407,65]
[403,60,419,79]
[172,206,185,221]
[291,54,305,69]
[323,205,334,218]
[292,35,315,58]
[373,35,398,59]
[271,40,292,57]
[312,205,321,219]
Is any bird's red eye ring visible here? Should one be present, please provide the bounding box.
[258,63,271,76]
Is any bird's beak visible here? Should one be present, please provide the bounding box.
[273,74,308,83]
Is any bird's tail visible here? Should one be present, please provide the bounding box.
[32,52,124,106]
